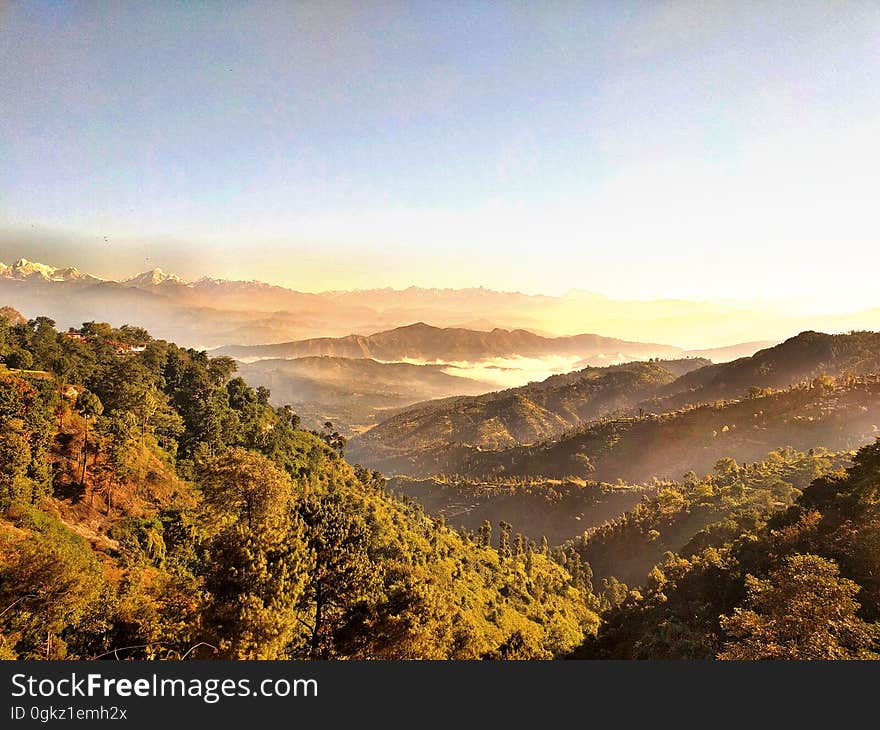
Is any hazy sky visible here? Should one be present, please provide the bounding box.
[2,1,879,307]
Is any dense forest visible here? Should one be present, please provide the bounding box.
[2,308,880,660]
[387,475,651,547]
[350,331,880,480]
[576,440,880,659]
[360,373,880,481]
[349,358,708,457]
[0,310,598,659]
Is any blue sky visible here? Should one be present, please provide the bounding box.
[1,1,879,306]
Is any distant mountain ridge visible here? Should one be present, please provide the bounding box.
[1,256,877,350]
[0,259,387,347]
[0,258,102,282]
[350,330,880,481]
[237,355,492,434]
[213,321,686,362]
[644,330,880,412]
[123,267,189,287]
[349,358,709,457]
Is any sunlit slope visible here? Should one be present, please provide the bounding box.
[375,377,880,482]
[349,359,708,459]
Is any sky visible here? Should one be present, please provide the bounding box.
[1,1,879,309]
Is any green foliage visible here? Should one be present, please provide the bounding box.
[0,375,55,507]
[575,439,880,659]
[570,447,848,586]
[0,506,109,659]
[0,316,599,659]
[718,554,880,659]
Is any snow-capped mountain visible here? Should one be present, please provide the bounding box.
[0,258,102,282]
[122,268,190,287]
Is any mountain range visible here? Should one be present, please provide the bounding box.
[0,258,102,282]
[349,358,710,456]
[1,256,878,348]
[212,321,687,362]
[350,330,880,481]
[236,356,492,434]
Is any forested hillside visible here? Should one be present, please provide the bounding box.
[237,356,491,435]
[575,439,880,659]
[352,330,880,481]
[388,475,651,547]
[644,331,880,412]
[0,309,598,660]
[350,359,708,459]
[570,447,851,586]
[359,373,880,481]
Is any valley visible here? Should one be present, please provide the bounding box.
[3,269,880,661]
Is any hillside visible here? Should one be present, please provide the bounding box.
[645,331,880,412]
[575,438,880,659]
[570,447,853,586]
[0,310,599,660]
[237,356,491,434]
[352,330,880,480]
[388,475,651,547]
[355,375,880,482]
[213,321,685,362]
[349,359,709,460]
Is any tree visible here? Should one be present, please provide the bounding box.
[27,317,60,370]
[524,544,534,576]
[296,490,382,658]
[713,457,740,485]
[198,447,292,530]
[277,405,300,430]
[0,516,107,658]
[198,449,308,659]
[513,533,524,559]
[5,348,33,370]
[320,421,346,456]
[478,520,492,548]
[0,375,54,506]
[602,576,628,609]
[207,356,237,387]
[75,390,103,489]
[0,428,31,508]
[498,521,512,560]
[101,412,138,514]
[719,554,880,660]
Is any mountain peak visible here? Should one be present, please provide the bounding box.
[124,268,189,286]
[396,322,438,332]
[0,258,101,282]
[13,258,56,278]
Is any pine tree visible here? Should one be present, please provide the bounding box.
[478,520,492,548]
[498,522,512,560]
[524,544,534,576]
[75,390,103,491]
[513,533,524,559]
